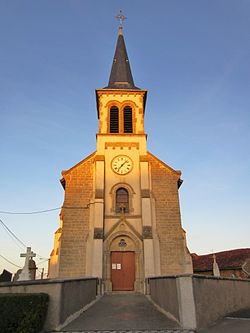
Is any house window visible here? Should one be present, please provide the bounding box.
[116,188,129,213]
[109,106,119,133]
[123,106,133,133]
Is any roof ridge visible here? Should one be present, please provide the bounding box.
[192,248,250,258]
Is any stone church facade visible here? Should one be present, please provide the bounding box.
[49,25,193,292]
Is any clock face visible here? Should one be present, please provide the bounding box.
[111,155,133,175]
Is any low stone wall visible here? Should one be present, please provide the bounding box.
[149,276,179,322]
[0,277,98,331]
[149,274,250,330]
[193,275,250,328]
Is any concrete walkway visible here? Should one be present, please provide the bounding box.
[199,317,250,333]
[58,294,189,332]
[198,308,250,333]
[51,294,250,333]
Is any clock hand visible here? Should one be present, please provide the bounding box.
[117,160,127,171]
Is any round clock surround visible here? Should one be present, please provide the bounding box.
[111,155,133,175]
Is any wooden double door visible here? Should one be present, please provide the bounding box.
[111,251,135,291]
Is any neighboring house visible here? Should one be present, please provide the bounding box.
[192,248,250,279]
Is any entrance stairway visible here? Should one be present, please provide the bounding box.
[51,294,195,333]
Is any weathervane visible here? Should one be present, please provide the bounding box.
[115,10,127,28]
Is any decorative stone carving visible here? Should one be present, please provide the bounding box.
[118,239,127,248]
[105,142,139,150]
[94,228,104,239]
[141,189,150,198]
[143,226,153,239]
[95,189,104,199]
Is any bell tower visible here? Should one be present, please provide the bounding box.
[95,23,147,136]
[93,21,152,291]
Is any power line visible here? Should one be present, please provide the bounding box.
[0,254,21,269]
[0,226,24,251]
[37,259,49,265]
[0,218,48,260]
[0,207,61,215]
[0,205,92,216]
[0,219,49,275]
[0,219,26,249]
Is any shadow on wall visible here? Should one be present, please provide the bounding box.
[149,274,250,330]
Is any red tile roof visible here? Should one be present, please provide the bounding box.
[192,248,250,272]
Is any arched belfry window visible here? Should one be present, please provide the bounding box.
[123,106,133,133]
[109,106,119,133]
[116,188,129,213]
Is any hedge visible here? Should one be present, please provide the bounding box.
[0,293,49,333]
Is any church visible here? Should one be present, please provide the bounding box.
[49,19,193,292]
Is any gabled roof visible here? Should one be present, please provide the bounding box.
[147,151,182,187]
[60,151,96,189]
[192,248,250,272]
[104,26,140,90]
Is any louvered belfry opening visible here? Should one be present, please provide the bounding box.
[123,106,133,133]
[116,188,129,213]
[110,106,119,133]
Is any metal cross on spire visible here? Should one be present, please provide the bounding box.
[115,10,127,28]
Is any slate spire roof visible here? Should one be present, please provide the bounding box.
[105,26,140,90]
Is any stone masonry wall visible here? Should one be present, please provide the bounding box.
[58,154,95,277]
[148,153,191,274]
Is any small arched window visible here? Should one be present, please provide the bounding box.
[123,106,133,133]
[116,188,129,213]
[109,106,119,133]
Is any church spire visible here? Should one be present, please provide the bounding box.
[105,11,140,90]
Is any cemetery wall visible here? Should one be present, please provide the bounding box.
[0,277,98,331]
[149,274,250,330]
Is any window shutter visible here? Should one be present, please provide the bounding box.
[123,106,133,133]
[110,107,119,133]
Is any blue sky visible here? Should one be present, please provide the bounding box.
[0,1,249,275]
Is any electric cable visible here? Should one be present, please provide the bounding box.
[0,204,91,215]
[0,254,21,269]
[0,218,26,249]
[0,218,48,260]
[0,207,61,215]
[37,259,49,265]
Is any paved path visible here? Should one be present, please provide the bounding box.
[200,318,250,333]
[55,294,194,333]
[51,294,250,333]
[199,309,250,333]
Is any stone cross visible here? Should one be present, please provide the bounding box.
[17,247,36,281]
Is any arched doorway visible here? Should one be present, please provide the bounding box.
[103,229,144,292]
[111,237,135,291]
